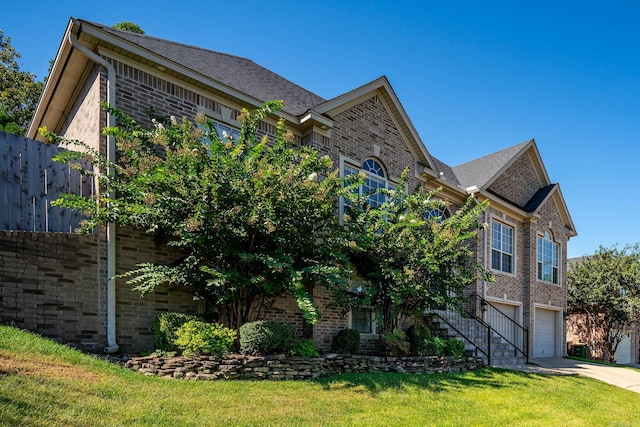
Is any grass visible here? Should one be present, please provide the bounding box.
[1,325,639,426]
[565,355,623,366]
[566,355,640,373]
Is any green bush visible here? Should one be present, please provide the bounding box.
[154,312,198,351]
[239,321,298,355]
[422,340,440,356]
[331,328,360,353]
[292,338,320,358]
[444,337,467,358]
[407,324,432,356]
[422,337,466,357]
[174,320,236,357]
[383,328,409,356]
[431,337,447,356]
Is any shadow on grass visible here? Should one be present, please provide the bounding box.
[312,368,563,396]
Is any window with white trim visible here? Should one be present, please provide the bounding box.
[491,220,514,273]
[537,231,559,284]
[342,158,394,208]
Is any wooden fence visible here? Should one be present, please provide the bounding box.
[0,131,93,233]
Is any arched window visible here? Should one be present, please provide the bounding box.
[424,207,450,223]
[537,230,559,284]
[362,159,388,208]
[342,158,394,209]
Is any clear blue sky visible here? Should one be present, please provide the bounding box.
[3,1,639,258]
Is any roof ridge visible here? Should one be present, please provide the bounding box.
[82,19,255,63]
[453,139,532,169]
[77,19,326,116]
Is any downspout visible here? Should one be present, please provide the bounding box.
[482,210,488,301]
[69,29,119,353]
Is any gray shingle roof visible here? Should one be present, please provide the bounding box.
[522,184,556,212]
[431,157,461,186]
[90,21,326,117]
[451,140,532,189]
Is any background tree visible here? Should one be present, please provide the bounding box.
[340,171,491,343]
[567,245,640,363]
[112,22,145,34]
[44,101,347,333]
[0,30,44,135]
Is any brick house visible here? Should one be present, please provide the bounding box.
[17,18,576,360]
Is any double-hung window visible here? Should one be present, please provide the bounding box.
[491,220,514,273]
[537,231,559,284]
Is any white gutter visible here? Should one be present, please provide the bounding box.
[69,29,119,353]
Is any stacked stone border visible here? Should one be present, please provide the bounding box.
[125,353,485,380]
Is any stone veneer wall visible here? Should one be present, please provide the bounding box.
[125,353,484,381]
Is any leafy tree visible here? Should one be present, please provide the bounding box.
[0,30,44,135]
[113,22,145,34]
[0,106,22,134]
[42,101,347,333]
[567,245,640,363]
[339,171,491,342]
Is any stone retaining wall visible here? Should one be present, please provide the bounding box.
[124,353,484,380]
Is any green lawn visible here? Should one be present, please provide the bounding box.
[1,325,638,426]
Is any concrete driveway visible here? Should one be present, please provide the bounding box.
[501,358,640,394]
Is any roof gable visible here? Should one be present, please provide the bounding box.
[28,18,329,139]
[311,76,438,173]
[452,140,540,189]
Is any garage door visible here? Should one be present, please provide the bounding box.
[487,302,517,344]
[614,333,634,364]
[534,308,557,358]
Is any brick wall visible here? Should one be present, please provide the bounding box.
[312,286,351,352]
[0,228,199,354]
[484,207,526,302]
[530,197,566,309]
[487,152,541,208]
[114,226,199,353]
[60,64,106,155]
[0,230,106,351]
[314,95,420,190]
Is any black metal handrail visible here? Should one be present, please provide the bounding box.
[430,309,492,366]
[470,293,529,362]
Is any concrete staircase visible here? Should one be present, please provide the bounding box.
[429,310,527,367]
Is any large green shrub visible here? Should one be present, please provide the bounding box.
[154,312,198,351]
[407,324,432,356]
[239,321,298,355]
[444,337,467,358]
[174,320,236,357]
[331,328,360,353]
[422,340,440,356]
[421,337,466,357]
[292,338,320,358]
[431,337,447,356]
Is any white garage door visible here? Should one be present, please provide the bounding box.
[487,302,517,344]
[534,308,557,358]
[614,333,634,365]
